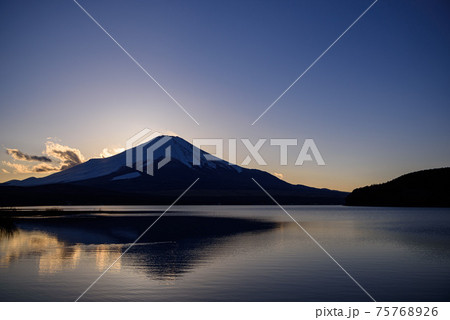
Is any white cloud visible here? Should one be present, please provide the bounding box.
[3,161,33,173]
[100,147,125,158]
[2,161,59,173]
[273,172,284,179]
[45,141,85,170]
[3,141,86,174]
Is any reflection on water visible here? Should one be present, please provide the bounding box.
[0,206,449,301]
[0,229,79,273]
[0,229,123,274]
[95,244,123,272]
[38,242,82,274]
[0,215,277,281]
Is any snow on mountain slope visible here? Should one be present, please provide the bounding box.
[111,172,141,181]
[4,136,240,187]
[7,152,128,186]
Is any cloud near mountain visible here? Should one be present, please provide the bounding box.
[2,162,59,173]
[272,172,284,179]
[2,141,86,174]
[5,149,52,163]
[45,141,84,170]
[100,147,125,158]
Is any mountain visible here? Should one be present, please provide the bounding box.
[0,135,347,206]
[345,167,450,207]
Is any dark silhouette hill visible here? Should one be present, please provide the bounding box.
[345,167,450,207]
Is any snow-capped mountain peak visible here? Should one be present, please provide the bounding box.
[3,135,237,187]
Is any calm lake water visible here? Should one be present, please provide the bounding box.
[0,205,449,301]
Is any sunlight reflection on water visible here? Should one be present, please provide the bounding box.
[0,230,124,274]
[0,206,449,301]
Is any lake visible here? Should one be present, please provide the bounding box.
[0,205,449,301]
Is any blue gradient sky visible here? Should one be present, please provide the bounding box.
[1,0,449,191]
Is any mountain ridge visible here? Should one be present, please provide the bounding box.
[0,135,348,206]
